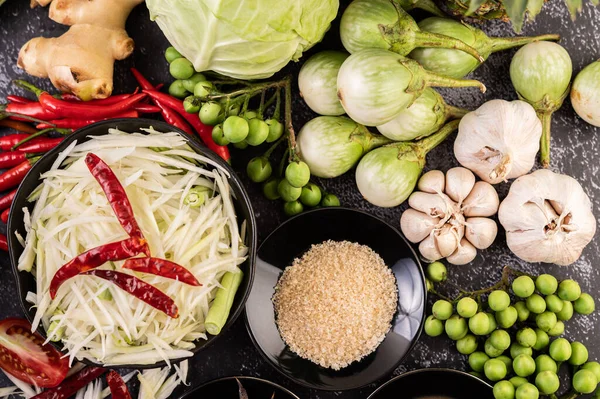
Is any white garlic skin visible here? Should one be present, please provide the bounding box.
[419,234,443,261]
[454,99,542,184]
[498,169,596,266]
[465,217,498,249]
[463,181,500,217]
[408,191,452,218]
[400,209,439,243]
[446,238,477,265]
[418,170,445,194]
[445,167,476,204]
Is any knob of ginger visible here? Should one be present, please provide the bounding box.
[19,0,143,100]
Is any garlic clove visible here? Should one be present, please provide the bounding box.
[419,234,443,261]
[400,208,440,243]
[434,226,460,258]
[418,170,445,194]
[445,167,476,204]
[408,191,455,218]
[446,238,477,265]
[463,181,499,217]
[465,217,498,249]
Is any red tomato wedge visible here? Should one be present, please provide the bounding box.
[0,318,69,388]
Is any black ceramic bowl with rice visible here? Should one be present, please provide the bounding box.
[245,207,427,391]
[8,118,257,369]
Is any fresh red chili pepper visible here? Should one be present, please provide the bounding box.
[1,209,9,224]
[60,93,80,102]
[32,367,107,399]
[0,134,31,150]
[39,92,147,119]
[85,153,148,243]
[123,257,201,286]
[155,102,195,136]
[130,68,155,91]
[0,119,38,134]
[84,269,179,318]
[0,234,7,251]
[0,190,16,211]
[36,110,139,129]
[133,104,161,113]
[18,138,63,153]
[49,236,149,299]
[6,95,32,104]
[144,90,230,161]
[106,371,132,399]
[4,102,58,120]
[0,151,26,168]
[0,158,38,192]
[62,93,134,106]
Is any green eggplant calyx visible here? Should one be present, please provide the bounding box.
[349,124,394,151]
[398,0,445,16]
[397,58,428,103]
[516,85,570,113]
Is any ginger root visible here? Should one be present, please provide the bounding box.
[19,0,143,100]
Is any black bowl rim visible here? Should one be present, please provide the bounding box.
[366,368,493,398]
[244,206,427,391]
[177,375,301,399]
[7,117,257,369]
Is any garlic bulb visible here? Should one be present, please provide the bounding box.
[498,169,596,266]
[400,167,499,265]
[454,99,542,184]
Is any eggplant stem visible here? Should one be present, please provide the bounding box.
[412,30,485,62]
[539,110,553,168]
[417,119,459,154]
[490,34,561,53]
[445,104,470,120]
[424,72,486,93]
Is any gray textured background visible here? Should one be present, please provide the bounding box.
[0,1,599,398]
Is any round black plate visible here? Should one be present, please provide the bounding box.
[368,368,493,399]
[245,207,426,391]
[178,376,300,399]
[7,118,257,369]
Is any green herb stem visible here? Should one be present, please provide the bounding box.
[205,269,244,336]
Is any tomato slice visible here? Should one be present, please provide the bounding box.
[0,318,69,388]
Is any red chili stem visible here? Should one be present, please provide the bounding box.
[1,209,9,224]
[0,234,7,251]
[36,110,139,129]
[6,95,32,104]
[0,119,39,134]
[84,270,179,318]
[32,367,107,399]
[0,190,17,211]
[133,104,161,113]
[0,157,38,192]
[123,257,201,286]
[18,138,63,153]
[106,371,132,399]
[49,236,149,299]
[85,153,147,243]
[144,90,230,161]
[0,151,26,168]
[11,128,71,151]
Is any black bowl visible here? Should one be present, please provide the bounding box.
[7,118,257,369]
[368,368,493,399]
[245,207,426,391]
[178,376,300,399]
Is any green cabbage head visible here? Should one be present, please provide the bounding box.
[146,0,339,80]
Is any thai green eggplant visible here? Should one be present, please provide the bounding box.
[398,0,445,16]
[337,48,485,126]
[340,0,484,61]
[409,17,560,78]
[298,51,348,116]
[510,41,572,168]
[296,116,392,178]
[377,88,468,141]
[571,59,600,127]
[356,120,459,208]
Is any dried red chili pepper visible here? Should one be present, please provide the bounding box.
[1,209,9,224]
[143,90,230,162]
[0,120,38,134]
[106,371,132,399]
[123,257,201,286]
[0,157,39,192]
[32,367,107,399]
[49,236,149,299]
[0,190,17,211]
[36,110,139,130]
[85,153,147,244]
[18,138,63,153]
[84,270,179,318]
[6,95,32,104]
[0,151,26,168]
[0,234,7,251]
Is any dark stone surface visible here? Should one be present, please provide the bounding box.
[0,1,599,398]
